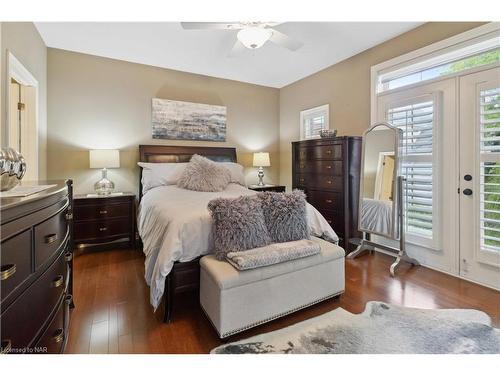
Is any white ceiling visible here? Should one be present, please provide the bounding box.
[35,22,422,88]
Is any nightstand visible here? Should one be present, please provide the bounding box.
[73,193,136,250]
[248,184,286,193]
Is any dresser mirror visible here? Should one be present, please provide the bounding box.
[358,123,400,239]
[349,122,419,276]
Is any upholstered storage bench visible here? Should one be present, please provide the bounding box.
[200,237,345,338]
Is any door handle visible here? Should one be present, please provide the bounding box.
[464,174,472,181]
[463,188,473,196]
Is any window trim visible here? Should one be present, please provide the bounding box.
[371,22,500,124]
[299,104,329,140]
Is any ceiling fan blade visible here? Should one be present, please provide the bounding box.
[180,22,243,30]
[227,40,247,57]
[269,29,303,51]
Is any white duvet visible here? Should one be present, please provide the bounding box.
[138,183,339,309]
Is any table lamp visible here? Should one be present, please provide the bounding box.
[253,152,270,186]
[89,149,120,195]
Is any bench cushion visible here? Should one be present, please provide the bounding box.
[200,236,344,290]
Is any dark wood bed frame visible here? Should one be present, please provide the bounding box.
[139,145,237,323]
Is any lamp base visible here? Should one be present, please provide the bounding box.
[94,168,115,195]
[257,166,265,186]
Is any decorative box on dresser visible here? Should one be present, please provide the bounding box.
[73,193,135,250]
[292,137,362,252]
[0,180,74,354]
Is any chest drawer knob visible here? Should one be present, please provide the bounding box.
[325,199,333,203]
[0,264,16,281]
[51,275,64,288]
[325,150,332,154]
[327,180,332,184]
[1,339,12,354]
[64,252,73,262]
[99,210,108,214]
[99,227,108,232]
[44,234,58,244]
[52,328,64,343]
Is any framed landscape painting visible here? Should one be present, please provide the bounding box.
[152,98,227,141]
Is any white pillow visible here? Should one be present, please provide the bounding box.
[221,162,246,186]
[138,162,188,194]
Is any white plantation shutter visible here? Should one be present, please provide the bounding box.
[300,105,329,140]
[479,87,500,254]
[387,100,435,240]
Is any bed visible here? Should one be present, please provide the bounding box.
[360,198,393,236]
[137,145,338,322]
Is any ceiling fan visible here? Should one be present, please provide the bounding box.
[180,22,303,56]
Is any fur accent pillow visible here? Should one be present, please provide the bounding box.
[177,154,231,192]
[208,195,272,260]
[258,190,310,243]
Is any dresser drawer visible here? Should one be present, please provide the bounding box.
[296,174,343,191]
[1,230,32,303]
[74,201,130,221]
[74,218,131,242]
[1,249,66,351]
[297,144,343,161]
[296,160,343,175]
[307,190,343,212]
[35,294,71,354]
[34,207,69,270]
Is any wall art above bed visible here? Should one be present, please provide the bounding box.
[152,98,227,141]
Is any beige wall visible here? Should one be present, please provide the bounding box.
[1,22,47,179]
[47,49,280,195]
[279,22,486,189]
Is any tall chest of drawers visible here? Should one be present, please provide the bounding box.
[0,180,74,354]
[292,137,362,252]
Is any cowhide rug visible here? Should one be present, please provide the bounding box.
[211,301,499,354]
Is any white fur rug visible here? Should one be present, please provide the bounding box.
[212,301,500,354]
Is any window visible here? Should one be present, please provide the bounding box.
[300,104,329,140]
[376,32,500,93]
[387,100,435,240]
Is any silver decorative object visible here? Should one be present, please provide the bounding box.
[320,129,338,138]
[0,147,27,191]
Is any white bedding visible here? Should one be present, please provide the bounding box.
[360,198,393,235]
[138,183,339,309]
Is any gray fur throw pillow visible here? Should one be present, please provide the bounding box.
[258,190,309,243]
[177,154,231,192]
[208,195,272,260]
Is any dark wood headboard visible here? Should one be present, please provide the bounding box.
[138,145,237,198]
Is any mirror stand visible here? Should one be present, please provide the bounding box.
[348,176,420,276]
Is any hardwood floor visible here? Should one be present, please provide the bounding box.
[65,248,500,354]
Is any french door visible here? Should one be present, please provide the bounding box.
[377,78,459,275]
[459,67,500,289]
[376,68,500,290]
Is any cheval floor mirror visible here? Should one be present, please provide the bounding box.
[348,122,419,276]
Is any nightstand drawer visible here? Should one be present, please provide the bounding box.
[74,202,130,221]
[74,218,131,242]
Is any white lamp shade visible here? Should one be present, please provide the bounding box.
[89,149,120,169]
[253,152,271,167]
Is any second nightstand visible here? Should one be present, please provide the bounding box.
[73,193,135,249]
[248,184,286,193]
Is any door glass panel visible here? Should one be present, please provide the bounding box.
[479,86,500,253]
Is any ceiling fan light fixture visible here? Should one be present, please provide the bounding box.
[237,27,273,49]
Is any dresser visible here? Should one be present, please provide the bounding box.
[292,137,362,252]
[73,193,135,249]
[0,180,74,354]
